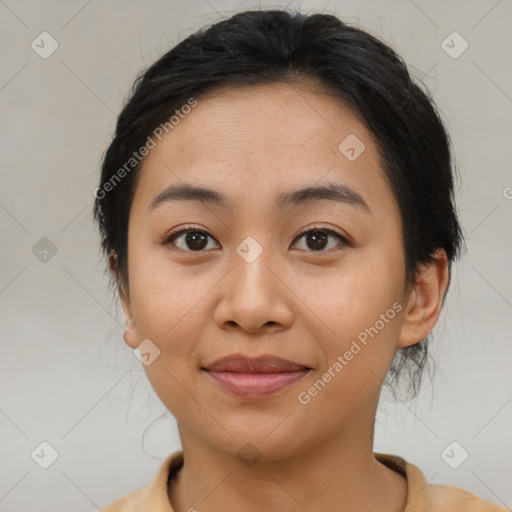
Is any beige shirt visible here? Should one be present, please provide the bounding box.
[100,450,507,511]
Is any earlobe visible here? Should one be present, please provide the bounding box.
[109,250,139,349]
[120,297,139,349]
[123,318,139,349]
[398,249,450,348]
[119,293,138,349]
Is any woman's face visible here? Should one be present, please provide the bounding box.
[121,81,414,459]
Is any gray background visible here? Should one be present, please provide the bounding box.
[0,0,511,510]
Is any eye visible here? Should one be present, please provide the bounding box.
[160,224,349,253]
[291,225,349,252]
[160,226,220,252]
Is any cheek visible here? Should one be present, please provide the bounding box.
[305,257,402,332]
[298,256,404,383]
[295,280,403,425]
[129,248,211,335]
[128,262,210,418]
[127,254,226,401]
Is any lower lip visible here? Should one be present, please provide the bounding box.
[204,369,311,398]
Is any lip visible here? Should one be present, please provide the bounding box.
[204,354,310,373]
[202,354,312,399]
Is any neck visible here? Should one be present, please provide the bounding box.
[168,400,407,512]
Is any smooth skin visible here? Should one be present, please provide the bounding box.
[115,81,449,512]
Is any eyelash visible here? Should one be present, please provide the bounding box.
[160,224,350,253]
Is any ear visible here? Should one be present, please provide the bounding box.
[398,249,450,348]
[109,251,139,349]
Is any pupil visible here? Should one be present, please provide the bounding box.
[308,231,327,250]
[187,232,208,250]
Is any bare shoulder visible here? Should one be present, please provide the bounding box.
[428,483,508,511]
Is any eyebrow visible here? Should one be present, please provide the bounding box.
[149,182,371,214]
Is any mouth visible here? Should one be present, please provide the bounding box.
[201,354,312,399]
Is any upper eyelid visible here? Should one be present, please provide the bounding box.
[295,224,343,237]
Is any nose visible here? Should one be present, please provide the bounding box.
[212,243,294,334]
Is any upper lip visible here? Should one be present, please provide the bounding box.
[203,354,310,373]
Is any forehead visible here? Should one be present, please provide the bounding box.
[164,81,371,160]
[131,81,392,216]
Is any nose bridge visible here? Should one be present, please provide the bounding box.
[213,233,294,332]
[232,234,278,300]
